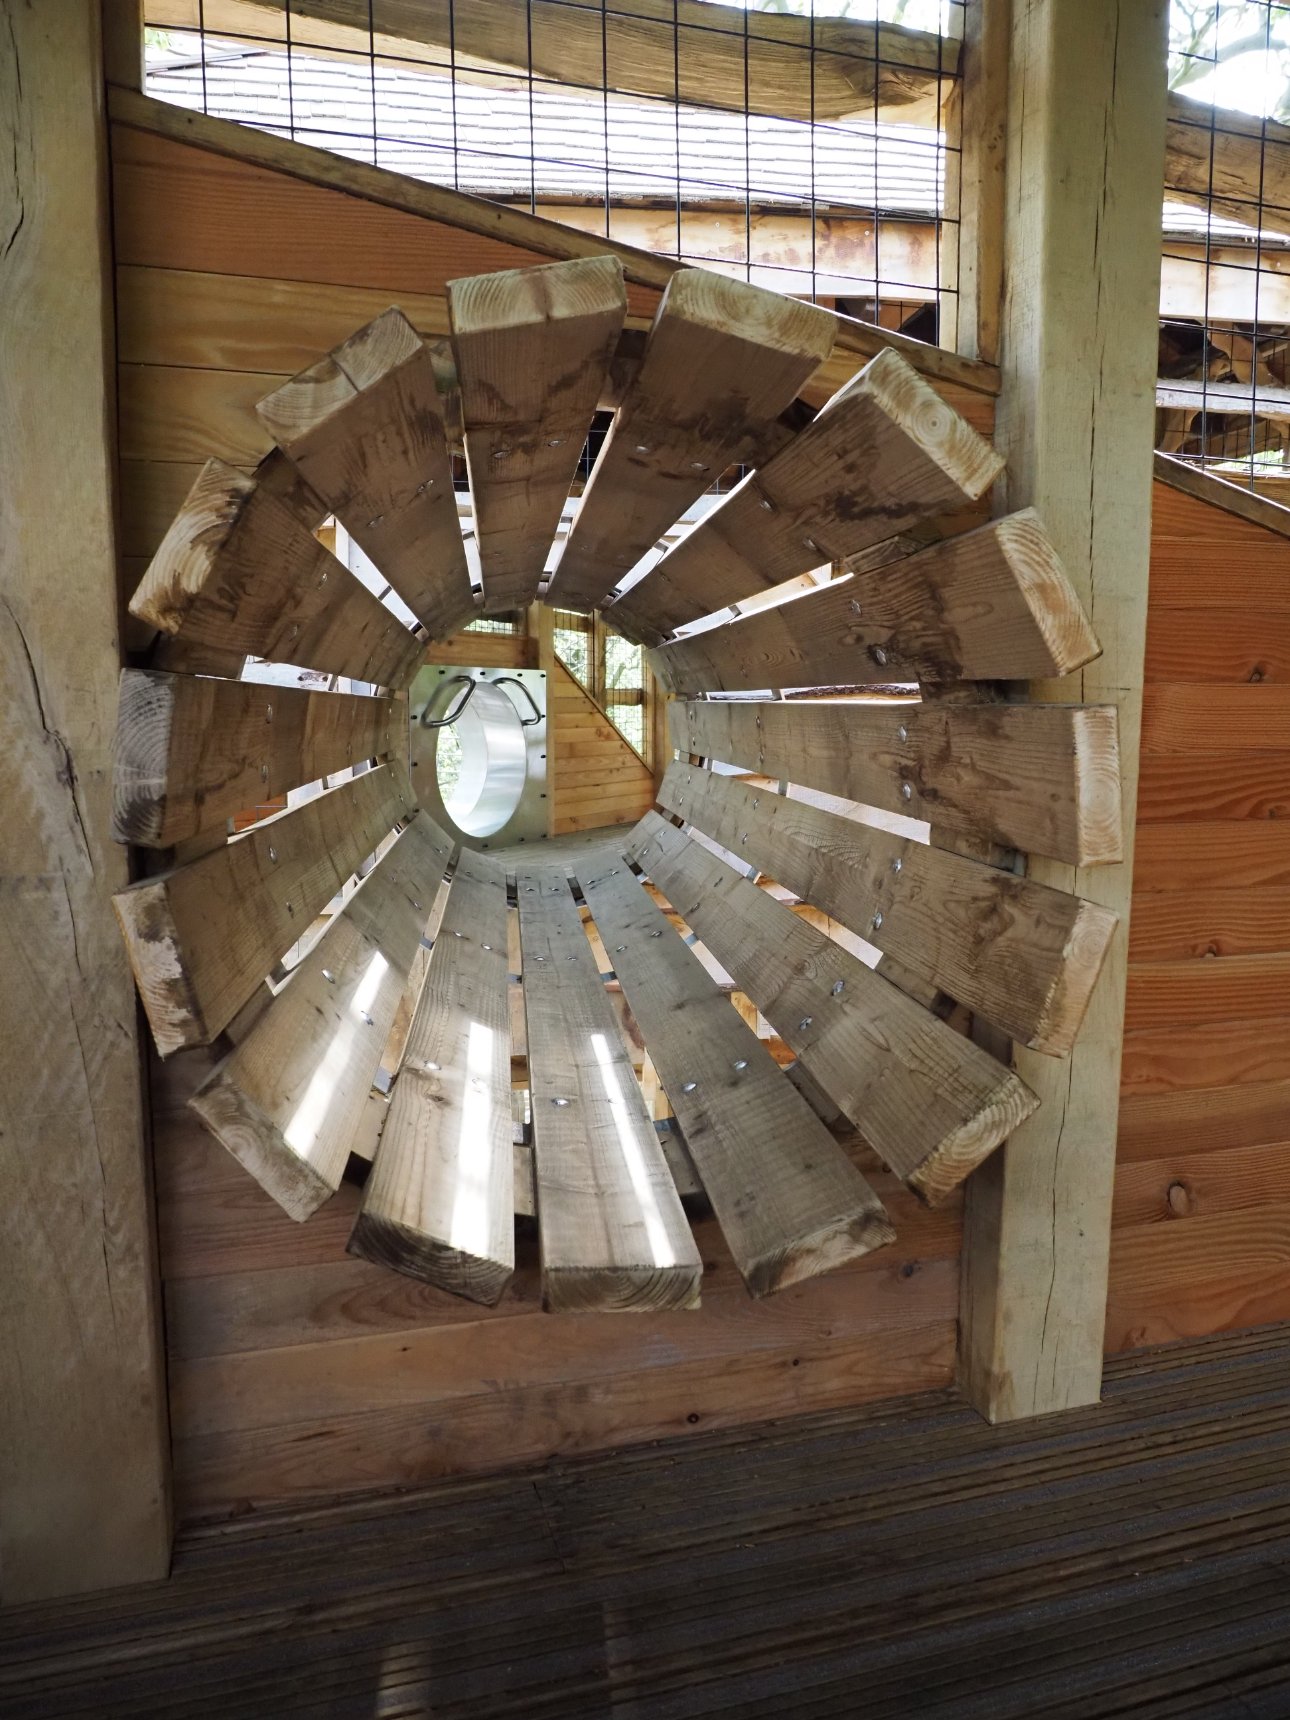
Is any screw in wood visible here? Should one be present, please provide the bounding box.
[732,1059,748,1071]
[832,980,845,996]
[871,912,883,931]
[798,1016,813,1031]
[682,1081,698,1093]
[891,857,902,874]
[900,782,913,801]
[871,646,888,666]
[322,969,336,983]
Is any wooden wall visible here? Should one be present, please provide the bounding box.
[549,661,657,835]
[1110,471,1290,1352]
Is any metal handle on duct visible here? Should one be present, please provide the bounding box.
[492,675,544,726]
[418,674,477,730]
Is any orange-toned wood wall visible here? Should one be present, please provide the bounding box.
[1110,477,1290,1351]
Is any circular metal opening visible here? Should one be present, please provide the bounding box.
[436,679,528,838]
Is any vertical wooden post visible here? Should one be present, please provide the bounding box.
[958,0,1168,1422]
[0,0,171,1599]
[953,0,1010,364]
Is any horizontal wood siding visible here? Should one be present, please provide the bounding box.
[1111,477,1290,1353]
[550,662,657,834]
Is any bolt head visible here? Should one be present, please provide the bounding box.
[900,782,913,801]
[798,1016,813,1031]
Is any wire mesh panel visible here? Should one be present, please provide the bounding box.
[142,1,964,336]
[1163,1,1290,489]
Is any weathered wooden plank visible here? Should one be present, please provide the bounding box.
[671,696,1123,867]
[627,812,1036,1204]
[114,764,416,1056]
[577,861,893,1296]
[112,669,400,847]
[615,349,1005,644]
[648,510,1099,690]
[350,851,515,1303]
[129,456,424,685]
[190,814,454,1221]
[448,257,627,614]
[256,308,475,639]
[545,272,836,612]
[658,762,1115,1055]
[516,866,701,1312]
[0,0,170,1602]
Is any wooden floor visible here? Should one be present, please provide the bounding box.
[7,1327,1290,1717]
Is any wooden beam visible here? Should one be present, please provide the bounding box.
[191,813,454,1221]
[657,762,1116,1055]
[114,763,415,1055]
[959,0,1167,1423]
[577,858,893,1296]
[112,669,401,847]
[649,510,1099,691]
[952,0,1009,365]
[105,89,1002,402]
[256,308,476,639]
[1155,378,1290,422]
[350,850,515,1302]
[144,0,957,127]
[129,455,425,686]
[627,813,1037,1204]
[1152,453,1290,538]
[670,696,1123,867]
[1166,91,1290,244]
[448,257,627,614]
[0,0,169,1602]
[613,348,1002,645]
[546,271,836,612]
[516,865,702,1312]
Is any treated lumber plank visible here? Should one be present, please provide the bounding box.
[1136,753,1290,824]
[671,697,1123,867]
[145,0,957,127]
[648,510,1099,689]
[1152,451,1290,540]
[114,764,416,1056]
[1119,1080,1290,1162]
[128,456,423,686]
[256,308,475,639]
[1122,1014,1290,1096]
[627,812,1036,1204]
[448,257,627,614]
[658,763,1115,1055]
[545,272,836,612]
[1126,954,1290,1032]
[1144,608,1290,684]
[0,0,169,1602]
[614,349,1006,644]
[112,669,399,847]
[1142,684,1290,753]
[576,861,892,1296]
[1134,823,1290,892]
[1128,889,1290,962]
[350,851,515,1303]
[190,814,454,1221]
[516,866,701,1312]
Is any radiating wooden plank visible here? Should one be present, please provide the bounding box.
[114,764,416,1056]
[190,814,454,1221]
[256,308,474,639]
[448,257,627,614]
[627,812,1036,1204]
[516,866,701,1312]
[659,762,1115,1054]
[129,455,424,686]
[671,697,1123,867]
[615,348,1005,644]
[544,271,836,612]
[350,850,515,1303]
[112,669,400,847]
[648,509,1099,688]
[576,861,892,1296]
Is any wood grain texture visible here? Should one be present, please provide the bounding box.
[671,696,1123,867]
[1134,821,1290,891]
[190,814,454,1221]
[649,509,1099,691]
[1145,606,1290,684]
[112,669,399,847]
[449,256,627,613]
[1122,1014,1290,1095]
[1142,684,1290,753]
[546,271,837,611]
[1136,751,1290,823]
[0,0,170,1601]
[1119,1078,1290,1161]
[129,456,424,686]
[577,860,893,1296]
[517,866,702,1312]
[257,308,475,639]
[628,812,1036,1204]
[615,348,1005,644]
[658,762,1115,1054]
[1126,953,1290,1031]
[1128,888,1290,960]
[350,851,515,1303]
[114,764,415,1055]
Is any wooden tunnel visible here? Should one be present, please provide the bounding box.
[111,256,1121,1316]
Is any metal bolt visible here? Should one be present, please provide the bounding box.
[319,570,328,586]
[798,1016,813,1031]
[690,461,708,472]
[424,1060,440,1072]
[547,436,565,448]
[832,979,845,996]
[492,449,510,461]
[732,1058,748,1071]
[268,846,277,863]
[615,944,626,953]
[412,900,422,910]
[322,969,336,983]
[897,723,908,743]
[870,645,888,667]
[265,704,273,723]
[900,782,913,802]
[286,901,294,915]
[551,1097,570,1107]
[871,911,884,931]
[360,1011,374,1027]
[759,497,774,511]
[535,955,547,963]
[453,930,463,938]
[740,833,748,845]
[850,598,863,615]
[650,929,662,938]
[804,537,821,554]
[368,515,384,527]
[260,763,269,783]
[567,955,577,962]
[891,857,903,875]
[482,943,493,951]
[415,479,433,493]
[681,1080,698,1093]
[635,443,652,454]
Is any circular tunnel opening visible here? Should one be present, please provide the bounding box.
[435,679,528,839]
